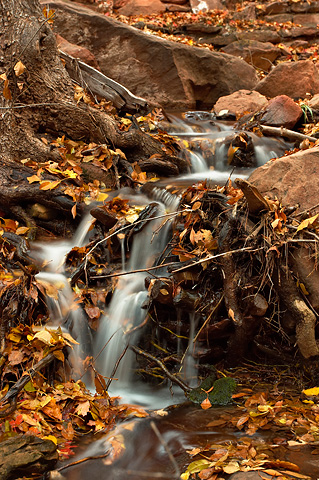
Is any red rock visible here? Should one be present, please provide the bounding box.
[55,34,100,69]
[43,0,258,110]
[260,95,303,129]
[255,60,319,100]
[213,90,268,117]
[222,40,281,72]
[264,13,293,22]
[248,147,319,212]
[190,0,223,13]
[118,0,165,15]
[233,4,256,20]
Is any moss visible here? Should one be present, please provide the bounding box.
[187,376,237,406]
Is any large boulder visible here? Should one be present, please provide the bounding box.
[255,60,319,99]
[42,0,258,110]
[248,147,319,212]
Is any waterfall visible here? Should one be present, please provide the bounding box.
[94,202,173,397]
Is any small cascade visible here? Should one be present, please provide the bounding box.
[166,113,291,175]
[33,213,94,378]
[95,202,173,396]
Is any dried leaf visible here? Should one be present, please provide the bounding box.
[297,214,319,232]
[14,61,26,76]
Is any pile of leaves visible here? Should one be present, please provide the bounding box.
[0,323,147,461]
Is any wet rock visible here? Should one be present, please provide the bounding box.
[281,25,319,39]
[44,0,258,110]
[222,40,281,71]
[260,95,303,129]
[248,146,319,213]
[56,34,100,69]
[214,90,268,118]
[117,0,165,15]
[190,0,224,12]
[255,60,319,100]
[206,33,237,47]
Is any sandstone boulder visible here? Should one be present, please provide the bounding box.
[249,147,319,212]
[43,0,258,110]
[222,40,281,71]
[260,95,303,129]
[255,60,319,99]
[213,90,268,117]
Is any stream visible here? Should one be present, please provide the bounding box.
[35,115,318,480]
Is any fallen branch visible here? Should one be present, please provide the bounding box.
[260,125,318,143]
[59,50,148,113]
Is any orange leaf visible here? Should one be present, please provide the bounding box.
[201,397,212,410]
[71,204,77,219]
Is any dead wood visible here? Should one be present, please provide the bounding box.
[260,125,318,143]
[59,50,149,113]
[274,263,319,358]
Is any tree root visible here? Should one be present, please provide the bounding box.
[274,264,319,358]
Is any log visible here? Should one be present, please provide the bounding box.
[59,50,149,113]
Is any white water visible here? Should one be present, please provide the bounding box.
[94,202,175,400]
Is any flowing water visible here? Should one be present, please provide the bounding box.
[36,114,298,479]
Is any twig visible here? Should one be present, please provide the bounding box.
[105,345,129,390]
[0,352,56,418]
[171,247,264,274]
[90,261,178,280]
[260,125,318,143]
[192,295,224,344]
[150,421,181,480]
[130,345,191,393]
[56,453,110,472]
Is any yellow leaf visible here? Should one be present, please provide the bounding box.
[96,192,109,202]
[160,289,169,295]
[39,180,61,190]
[297,214,319,232]
[14,61,26,76]
[16,226,29,235]
[44,435,58,445]
[53,350,65,362]
[63,169,77,179]
[27,175,41,184]
[302,386,319,396]
[181,474,190,480]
